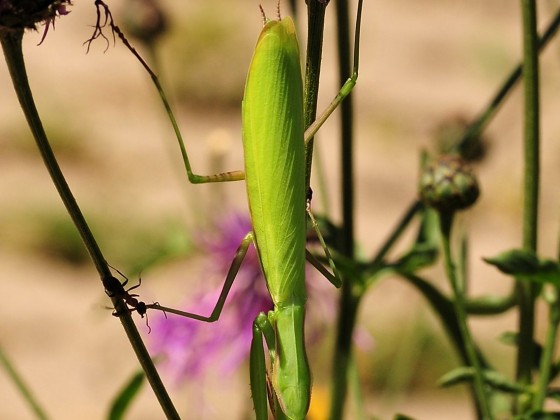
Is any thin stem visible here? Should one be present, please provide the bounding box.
[457,5,560,155]
[0,345,49,420]
[516,0,540,409]
[1,30,180,420]
[520,3,540,252]
[369,201,422,268]
[329,292,361,420]
[439,213,493,419]
[329,0,358,418]
[335,0,355,260]
[532,288,560,410]
[303,0,328,189]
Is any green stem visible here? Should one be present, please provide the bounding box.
[532,289,560,410]
[0,345,49,420]
[516,0,540,409]
[0,29,179,420]
[303,0,328,189]
[329,291,361,420]
[439,212,493,419]
[465,292,517,315]
[329,0,358,418]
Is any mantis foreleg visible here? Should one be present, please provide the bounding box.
[251,313,273,420]
[251,312,293,420]
[303,0,362,146]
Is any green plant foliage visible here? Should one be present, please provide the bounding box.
[108,370,145,420]
[484,249,560,285]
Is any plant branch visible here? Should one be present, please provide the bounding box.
[516,1,540,411]
[0,29,180,420]
[439,212,493,419]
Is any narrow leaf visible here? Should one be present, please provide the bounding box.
[484,249,560,285]
[484,249,540,276]
[108,371,145,420]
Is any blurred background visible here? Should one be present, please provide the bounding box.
[1,0,560,418]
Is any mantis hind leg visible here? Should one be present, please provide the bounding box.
[145,232,254,322]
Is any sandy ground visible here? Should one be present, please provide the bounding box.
[1,0,560,419]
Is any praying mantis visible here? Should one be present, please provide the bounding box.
[112,1,363,418]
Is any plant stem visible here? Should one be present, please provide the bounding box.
[369,201,422,269]
[457,5,560,155]
[439,212,493,419]
[532,289,560,410]
[0,30,180,420]
[304,0,328,189]
[516,0,540,410]
[330,0,359,418]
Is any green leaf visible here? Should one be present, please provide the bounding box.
[438,367,527,394]
[484,249,560,285]
[108,370,145,420]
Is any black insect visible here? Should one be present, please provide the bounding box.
[102,266,166,333]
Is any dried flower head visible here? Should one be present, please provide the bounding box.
[0,0,71,32]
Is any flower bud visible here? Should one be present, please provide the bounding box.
[419,155,480,212]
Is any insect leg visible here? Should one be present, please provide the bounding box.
[303,0,363,145]
[306,207,342,287]
[145,232,255,322]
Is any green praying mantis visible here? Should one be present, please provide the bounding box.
[114,1,363,418]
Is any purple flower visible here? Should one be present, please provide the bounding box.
[149,212,337,385]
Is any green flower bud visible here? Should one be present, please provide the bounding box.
[419,155,480,212]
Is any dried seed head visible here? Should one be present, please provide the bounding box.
[419,155,480,213]
[0,0,71,32]
[434,115,488,163]
[122,0,167,47]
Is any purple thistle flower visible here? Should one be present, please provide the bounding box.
[149,212,338,386]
